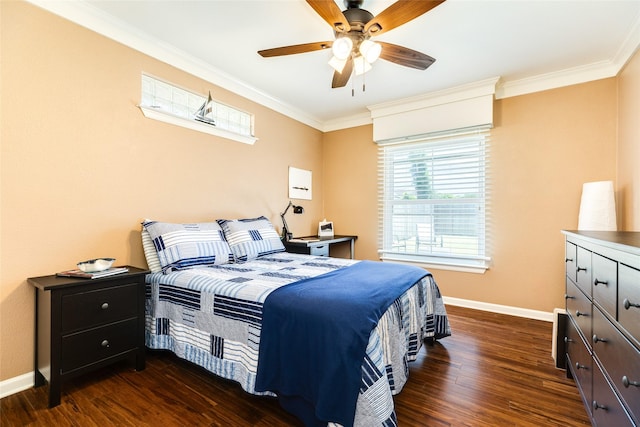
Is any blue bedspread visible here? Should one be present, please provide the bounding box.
[254,260,430,427]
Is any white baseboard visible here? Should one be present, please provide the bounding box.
[0,298,559,400]
[0,372,34,399]
[443,296,555,322]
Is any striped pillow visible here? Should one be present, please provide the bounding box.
[217,216,285,263]
[141,222,162,273]
[142,220,232,273]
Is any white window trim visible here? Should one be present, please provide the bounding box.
[138,105,257,145]
[377,126,491,274]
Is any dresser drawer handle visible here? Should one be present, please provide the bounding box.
[565,258,574,263]
[575,310,587,317]
[593,278,608,286]
[592,334,608,344]
[623,298,640,310]
[101,339,110,348]
[564,337,573,344]
[576,266,587,273]
[622,376,640,388]
[564,294,574,300]
[592,401,607,411]
[101,302,109,310]
[575,362,588,370]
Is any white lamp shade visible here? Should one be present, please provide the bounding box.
[578,180,617,231]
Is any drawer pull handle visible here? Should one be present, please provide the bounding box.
[592,334,608,344]
[593,278,608,286]
[564,337,573,344]
[576,266,587,273]
[623,298,640,310]
[575,310,587,317]
[101,302,109,310]
[622,376,640,388]
[565,258,574,263]
[592,401,607,411]
[564,294,574,300]
[575,362,588,370]
[101,339,110,348]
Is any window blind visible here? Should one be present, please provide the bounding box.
[377,127,491,272]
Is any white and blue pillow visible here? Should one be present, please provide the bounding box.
[217,216,285,262]
[142,220,233,273]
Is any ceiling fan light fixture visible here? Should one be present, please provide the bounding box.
[332,36,353,60]
[359,39,381,63]
[328,56,348,73]
[353,55,372,76]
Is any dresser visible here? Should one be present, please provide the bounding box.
[29,266,149,407]
[563,231,640,426]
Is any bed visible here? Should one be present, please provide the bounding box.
[141,217,450,427]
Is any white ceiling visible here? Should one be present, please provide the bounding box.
[30,0,640,131]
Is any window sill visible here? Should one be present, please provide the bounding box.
[379,253,489,274]
[139,105,258,145]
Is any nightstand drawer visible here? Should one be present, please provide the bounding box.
[310,244,329,256]
[61,318,138,373]
[61,283,139,333]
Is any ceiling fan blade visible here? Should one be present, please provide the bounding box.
[364,0,446,37]
[378,42,435,70]
[332,57,354,88]
[258,41,333,57]
[306,0,351,33]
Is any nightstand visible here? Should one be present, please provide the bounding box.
[284,235,357,259]
[28,266,149,407]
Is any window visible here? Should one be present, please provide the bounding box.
[139,74,256,144]
[378,127,490,272]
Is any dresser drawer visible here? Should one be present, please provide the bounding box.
[566,316,592,413]
[566,241,577,282]
[566,277,592,344]
[61,318,138,373]
[592,305,640,421]
[61,283,139,333]
[576,247,592,297]
[592,360,636,427]
[619,264,640,345]
[592,253,617,316]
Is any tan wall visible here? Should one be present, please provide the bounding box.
[0,2,323,380]
[617,48,640,231]
[323,79,618,313]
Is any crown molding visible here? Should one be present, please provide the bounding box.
[26,0,325,131]
[25,0,640,132]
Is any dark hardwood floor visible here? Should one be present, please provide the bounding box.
[1,305,591,426]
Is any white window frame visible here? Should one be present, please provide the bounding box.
[377,127,491,273]
[138,74,257,145]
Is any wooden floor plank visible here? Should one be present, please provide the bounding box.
[1,305,590,426]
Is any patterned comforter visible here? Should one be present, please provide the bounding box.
[145,252,450,426]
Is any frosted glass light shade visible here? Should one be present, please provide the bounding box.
[353,56,372,76]
[332,37,353,60]
[328,56,347,73]
[578,180,617,231]
[360,39,381,63]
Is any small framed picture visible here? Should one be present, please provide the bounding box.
[318,220,334,237]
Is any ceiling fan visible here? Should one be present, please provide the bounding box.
[258,0,445,89]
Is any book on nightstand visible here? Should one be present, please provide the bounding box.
[56,266,129,279]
